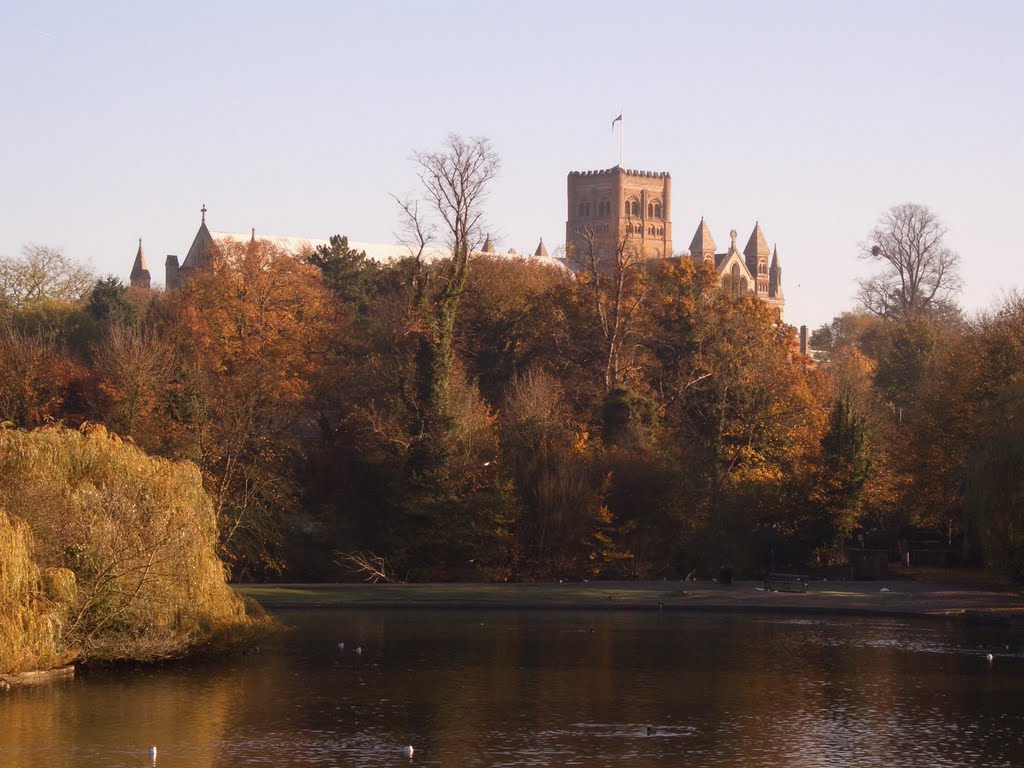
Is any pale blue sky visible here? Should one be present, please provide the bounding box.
[2,0,1021,329]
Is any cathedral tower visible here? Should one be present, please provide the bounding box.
[566,166,672,268]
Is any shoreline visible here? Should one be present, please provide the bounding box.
[234,576,1024,626]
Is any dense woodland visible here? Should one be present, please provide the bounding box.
[2,139,1022,585]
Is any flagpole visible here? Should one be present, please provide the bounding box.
[619,111,624,168]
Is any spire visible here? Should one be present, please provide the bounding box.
[251,227,256,243]
[688,217,716,260]
[482,233,494,253]
[769,244,783,298]
[130,238,151,289]
[534,237,548,258]
[743,221,771,261]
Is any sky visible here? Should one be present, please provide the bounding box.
[2,0,1022,330]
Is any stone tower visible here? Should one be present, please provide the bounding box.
[565,166,672,267]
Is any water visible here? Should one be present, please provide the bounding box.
[2,609,1023,767]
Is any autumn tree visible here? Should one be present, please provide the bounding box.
[0,322,77,427]
[570,226,651,396]
[0,244,95,308]
[858,203,961,320]
[92,324,176,441]
[172,237,337,577]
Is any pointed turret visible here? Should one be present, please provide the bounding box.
[534,237,548,258]
[688,217,717,263]
[744,222,771,295]
[482,233,494,253]
[130,238,151,289]
[743,221,771,261]
[769,244,783,299]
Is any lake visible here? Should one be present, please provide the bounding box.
[1,609,1022,767]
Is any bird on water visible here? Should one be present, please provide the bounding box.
[401,745,415,758]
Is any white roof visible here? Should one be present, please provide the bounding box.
[211,231,567,269]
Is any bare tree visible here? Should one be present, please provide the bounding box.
[0,244,95,308]
[400,134,500,438]
[570,226,650,392]
[857,203,961,320]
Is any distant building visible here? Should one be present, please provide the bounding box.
[155,206,562,291]
[137,163,787,320]
[566,164,784,318]
[687,218,784,318]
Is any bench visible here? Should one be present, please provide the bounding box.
[763,573,809,593]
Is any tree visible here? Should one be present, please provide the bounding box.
[570,226,650,394]
[173,237,337,577]
[402,134,500,450]
[0,244,95,308]
[857,203,961,320]
[87,276,138,326]
[306,235,375,311]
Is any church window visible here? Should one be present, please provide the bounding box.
[648,202,654,218]
[631,200,640,217]
[658,227,664,236]
[624,201,630,216]
[655,203,662,218]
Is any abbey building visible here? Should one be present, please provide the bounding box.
[132,163,785,319]
[565,165,784,317]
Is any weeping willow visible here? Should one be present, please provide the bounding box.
[0,425,271,674]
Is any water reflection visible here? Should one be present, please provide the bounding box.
[1,610,1022,767]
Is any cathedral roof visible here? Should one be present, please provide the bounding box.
[688,217,716,255]
[182,212,215,269]
[770,244,781,272]
[482,233,494,253]
[207,230,566,269]
[534,238,548,258]
[743,221,771,261]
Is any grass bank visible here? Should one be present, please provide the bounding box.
[237,575,1024,622]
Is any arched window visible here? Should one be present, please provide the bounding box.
[648,225,655,235]
[730,264,742,296]
[624,201,630,216]
[648,202,654,218]
[758,260,767,275]
[655,203,662,219]
[658,227,664,236]
[631,200,640,217]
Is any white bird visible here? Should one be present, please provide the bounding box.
[401,745,414,758]
[148,746,158,762]
[987,653,995,662]
[355,646,362,655]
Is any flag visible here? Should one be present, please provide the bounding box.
[611,113,622,131]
